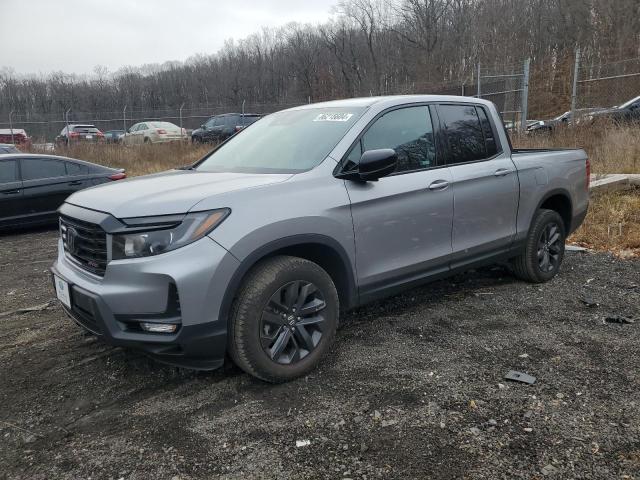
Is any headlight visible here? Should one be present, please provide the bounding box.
[112,209,230,260]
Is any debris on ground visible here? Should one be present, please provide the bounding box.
[566,245,589,253]
[504,371,537,385]
[604,315,635,325]
[296,440,311,448]
[579,296,599,308]
[0,301,55,318]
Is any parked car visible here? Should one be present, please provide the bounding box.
[51,96,589,383]
[0,143,20,154]
[55,125,105,146]
[0,128,31,148]
[122,121,188,145]
[586,95,640,124]
[191,113,261,143]
[104,130,126,144]
[0,154,126,230]
[527,108,603,134]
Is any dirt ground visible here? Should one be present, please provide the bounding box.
[1,228,639,480]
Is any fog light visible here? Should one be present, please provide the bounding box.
[140,323,178,334]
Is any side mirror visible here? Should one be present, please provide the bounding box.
[200,124,206,130]
[358,149,398,181]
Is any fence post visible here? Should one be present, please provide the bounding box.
[123,105,127,132]
[477,63,481,98]
[9,110,14,145]
[65,108,71,145]
[571,47,581,126]
[179,103,184,137]
[520,58,531,133]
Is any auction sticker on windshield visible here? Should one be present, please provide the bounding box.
[313,113,354,122]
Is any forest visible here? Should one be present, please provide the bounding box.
[1,0,638,119]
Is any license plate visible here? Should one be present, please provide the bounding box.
[54,275,71,308]
[86,135,93,139]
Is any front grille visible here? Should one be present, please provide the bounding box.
[60,216,108,276]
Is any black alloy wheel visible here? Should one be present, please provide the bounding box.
[260,281,327,365]
[537,222,562,273]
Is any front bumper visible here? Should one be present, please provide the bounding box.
[52,235,240,370]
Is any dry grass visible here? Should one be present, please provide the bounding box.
[42,142,213,177]
[512,122,640,175]
[570,187,640,258]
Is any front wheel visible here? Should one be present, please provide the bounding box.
[511,209,566,283]
[229,256,339,383]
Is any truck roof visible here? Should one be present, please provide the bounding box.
[289,95,495,111]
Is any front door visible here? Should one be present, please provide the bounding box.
[342,105,454,300]
[437,104,519,265]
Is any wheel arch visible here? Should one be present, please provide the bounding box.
[535,189,573,233]
[219,234,358,328]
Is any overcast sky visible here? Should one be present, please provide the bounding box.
[1,0,339,76]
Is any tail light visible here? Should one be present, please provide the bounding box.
[234,126,243,132]
[586,158,590,191]
[109,172,127,181]
[157,129,167,134]
[69,132,80,138]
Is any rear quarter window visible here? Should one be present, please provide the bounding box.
[66,162,89,175]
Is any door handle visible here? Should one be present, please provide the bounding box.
[495,168,511,177]
[3,189,21,195]
[428,180,450,191]
[68,181,83,186]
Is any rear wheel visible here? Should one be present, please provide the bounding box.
[229,256,339,383]
[511,209,566,283]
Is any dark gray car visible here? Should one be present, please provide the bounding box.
[51,96,589,382]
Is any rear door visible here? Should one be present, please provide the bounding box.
[20,157,73,222]
[0,158,23,225]
[437,104,518,265]
[343,105,454,299]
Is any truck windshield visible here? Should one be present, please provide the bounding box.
[195,107,366,174]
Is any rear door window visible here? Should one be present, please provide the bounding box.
[0,160,18,183]
[21,158,67,180]
[439,105,487,164]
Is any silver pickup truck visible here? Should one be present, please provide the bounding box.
[51,95,589,383]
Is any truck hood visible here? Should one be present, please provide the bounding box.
[66,169,293,218]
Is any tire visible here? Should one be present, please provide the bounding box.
[511,209,566,283]
[143,137,151,144]
[228,255,339,383]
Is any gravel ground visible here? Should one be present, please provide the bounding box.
[1,228,639,480]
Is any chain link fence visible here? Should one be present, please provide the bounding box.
[574,48,640,112]
[1,49,639,142]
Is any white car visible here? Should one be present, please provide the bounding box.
[122,121,188,145]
